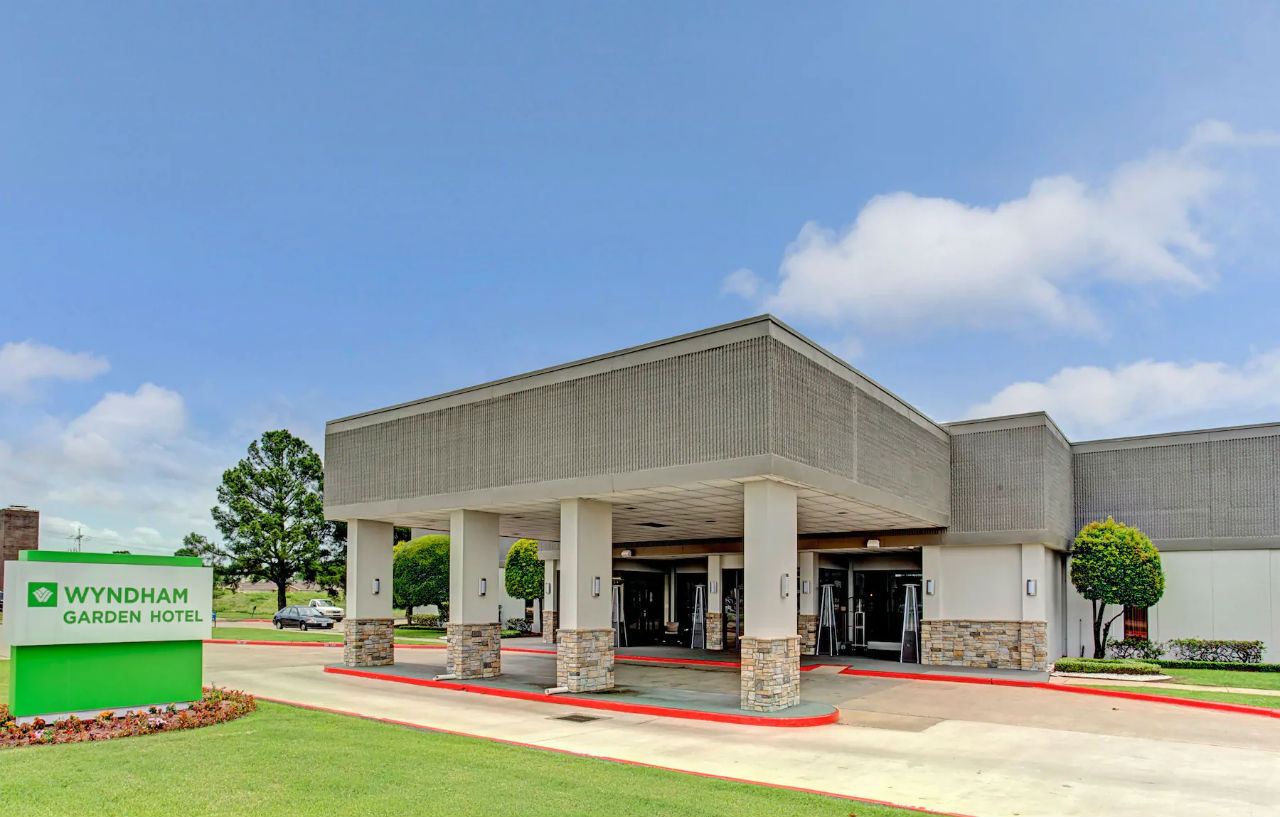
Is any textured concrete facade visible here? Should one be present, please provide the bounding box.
[1073,424,1280,549]
[446,622,501,678]
[343,618,395,667]
[0,506,38,588]
[921,620,1048,671]
[947,414,1074,546]
[740,635,801,711]
[556,628,615,692]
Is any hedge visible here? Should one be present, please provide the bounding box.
[1165,639,1264,664]
[1053,657,1164,675]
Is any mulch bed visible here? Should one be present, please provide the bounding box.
[0,687,257,748]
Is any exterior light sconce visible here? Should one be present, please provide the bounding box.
[545,580,553,595]
[709,580,718,594]
[780,573,791,598]
[1026,579,1037,597]
[801,580,811,594]
[592,576,601,597]
[479,578,488,596]
[866,538,881,548]
[372,578,381,595]
[925,579,935,595]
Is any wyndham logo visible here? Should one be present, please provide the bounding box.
[28,582,58,607]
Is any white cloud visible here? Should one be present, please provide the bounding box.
[61,383,188,470]
[730,121,1279,340]
[968,348,1280,437]
[0,341,108,398]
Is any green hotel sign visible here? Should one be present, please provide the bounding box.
[2,551,212,718]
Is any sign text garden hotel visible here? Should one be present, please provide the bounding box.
[325,316,1280,711]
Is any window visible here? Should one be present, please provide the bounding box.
[1124,606,1149,640]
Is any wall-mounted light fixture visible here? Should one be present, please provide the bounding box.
[801,580,811,594]
[925,579,935,595]
[709,580,718,594]
[479,578,488,596]
[866,538,881,548]
[545,580,553,595]
[780,573,791,598]
[1026,579,1037,596]
[619,548,634,558]
[592,576,601,597]
[372,578,381,595]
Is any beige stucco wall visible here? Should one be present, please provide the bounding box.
[924,544,1022,621]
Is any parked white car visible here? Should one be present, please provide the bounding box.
[308,598,344,621]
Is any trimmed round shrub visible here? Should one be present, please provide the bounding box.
[1053,657,1163,676]
[1108,637,1165,660]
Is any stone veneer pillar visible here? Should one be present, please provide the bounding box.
[542,610,559,644]
[343,618,395,667]
[556,628,614,692]
[740,635,800,711]
[705,611,724,650]
[797,613,819,656]
[920,619,1048,671]
[447,622,501,678]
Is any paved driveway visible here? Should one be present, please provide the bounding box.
[204,644,1280,817]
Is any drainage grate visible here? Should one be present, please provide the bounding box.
[552,713,603,723]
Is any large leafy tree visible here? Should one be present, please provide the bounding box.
[393,535,450,621]
[212,430,335,611]
[504,539,544,618]
[1070,517,1165,658]
[175,531,239,590]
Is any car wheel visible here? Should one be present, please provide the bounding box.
[275,620,283,630]
[300,622,308,632]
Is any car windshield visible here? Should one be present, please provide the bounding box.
[302,608,327,617]
[313,600,333,606]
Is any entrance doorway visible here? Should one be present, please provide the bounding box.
[853,570,922,657]
[614,571,664,645]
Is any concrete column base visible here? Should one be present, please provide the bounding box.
[542,610,559,644]
[705,611,724,650]
[343,618,395,667]
[740,635,800,712]
[447,622,501,678]
[797,613,818,656]
[556,628,614,692]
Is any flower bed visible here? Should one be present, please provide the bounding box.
[0,687,256,748]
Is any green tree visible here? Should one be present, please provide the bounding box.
[393,535,450,621]
[211,430,333,612]
[175,532,239,590]
[1070,517,1165,658]
[504,538,544,620]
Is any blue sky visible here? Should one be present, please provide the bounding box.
[2,3,1279,553]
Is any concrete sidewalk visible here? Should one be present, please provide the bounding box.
[205,643,1280,817]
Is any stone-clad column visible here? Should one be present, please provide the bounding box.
[797,551,818,655]
[705,554,724,650]
[557,499,614,692]
[447,510,502,679]
[343,519,396,667]
[542,558,559,644]
[741,479,801,711]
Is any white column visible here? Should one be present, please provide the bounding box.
[743,480,798,637]
[449,510,501,624]
[559,499,612,630]
[798,551,818,616]
[343,519,395,668]
[345,519,394,620]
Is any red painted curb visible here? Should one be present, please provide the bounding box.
[839,667,1280,718]
[252,695,972,816]
[323,665,840,727]
[204,639,446,649]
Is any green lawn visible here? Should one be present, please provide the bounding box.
[208,626,447,644]
[1092,685,1280,709]
[1163,668,1280,690]
[0,696,921,817]
[212,590,345,620]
